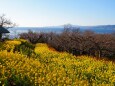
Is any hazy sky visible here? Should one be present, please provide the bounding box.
[0,0,115,27]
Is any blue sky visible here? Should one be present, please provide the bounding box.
[0,0,115,27]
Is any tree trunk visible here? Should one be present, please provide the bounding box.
[98,50,102,58]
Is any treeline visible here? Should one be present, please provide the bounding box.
[19,26,115,59]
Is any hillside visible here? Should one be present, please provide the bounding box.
[0,40,115,85]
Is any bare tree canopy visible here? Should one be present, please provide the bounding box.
[0,14,16,29]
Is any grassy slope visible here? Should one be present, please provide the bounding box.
[35,43,115,85]
[0,41,115,85]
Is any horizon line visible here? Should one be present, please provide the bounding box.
[14,24,115,28]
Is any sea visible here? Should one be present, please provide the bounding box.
[8,27,115,39]
[8,27,63,38]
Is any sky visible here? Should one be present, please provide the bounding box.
[0,0,115,27]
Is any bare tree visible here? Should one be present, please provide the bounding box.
[0,14,16,40]
[0,14,16,29]
[47,26,115,59]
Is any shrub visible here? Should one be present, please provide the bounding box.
[0,50,40,86]
[19,30,49,44]
[1,39,36,57]
[3,40,21,51]
[19,30,41,44]
[47,26,115,59]
[0,42,4,50]
[14,41,36,57]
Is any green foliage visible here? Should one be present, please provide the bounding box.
[0,42,4,50]
[0,39,36,57]
[14,41,36,57]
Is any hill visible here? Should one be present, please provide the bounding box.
[0,40,115,85]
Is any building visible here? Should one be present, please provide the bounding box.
[0,26,10,39]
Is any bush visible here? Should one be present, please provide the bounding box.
[3,40,21,51]
[47,27,115,59]
[1,39,36,57]
[0,50,40,86]
[19,30,41,44]
[19,30,49,44]
[14,41,36,57]
[0,42,4,50]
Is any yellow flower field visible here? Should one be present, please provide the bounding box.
[0,40,115,86]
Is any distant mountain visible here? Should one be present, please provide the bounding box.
[42,24,115,33]
[43,25,115,30]
[79,25,115,30]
